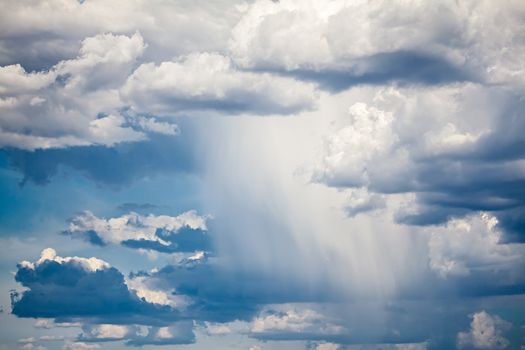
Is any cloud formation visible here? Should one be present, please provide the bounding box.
[11,248,177,324]
[1,0,525,349]
[457,311,511,350]
[63,210,211,253]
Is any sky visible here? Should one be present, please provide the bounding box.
[0,0,524,349]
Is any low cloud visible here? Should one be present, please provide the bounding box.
[63,210,211,253]
[457,311,511,349]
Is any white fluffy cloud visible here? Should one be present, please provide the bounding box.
[251,307,345,336]
[457,311,511,349]
[313,101,397,187]
[65,210,208,248]
[19,248,110,272]
[0,0,243,68]
[427,213,523,278]
[125,275,185,308]
[230,0,525,85]
[79,324,139,341]
[0,32,182,150]
[121,52,318,116]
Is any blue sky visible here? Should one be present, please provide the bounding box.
[1,1,525,349]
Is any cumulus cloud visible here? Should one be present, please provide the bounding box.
[124,322,195,346]
[457,311,512,349]
[11,248,177,323]
[0,32,182,150]
[0,33,146,149]
[121,52,318,116]
[427,213,524,279]
[2,0,525,349]
[313,83,525,242]
[79,324,138,341]
[230,0,525,87]
[34,319,81,329]
[313,102,397,188]
[250,307,346,340]
[63,210,211,253]
[77,321,195,346]
[0,0,243,71]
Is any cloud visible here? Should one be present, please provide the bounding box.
[121,52,318,116]
[0,32,154,150]
[79,324,138,341]
[263,51,473,92]
[11,248,178,324]
[63,210,211,253]
[0,0,242,71]
[313,83,525,242]
[2,130,196,187]
[62,343,99,350]
[230,0,525,86]
[457,311,511,349]
[313,102,397,188]
[124,322,195,346]
[78,321,195,346]
[19,344,47,350]
[427,213,524,279]
[34,319,81,329]
[250,307,346,341]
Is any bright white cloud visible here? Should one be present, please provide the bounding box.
[313,102,397,187]
[121,52,318,115]
[65,210,208,247]
[125,275,185,308]
[20,248,110,272]
[427,213,522,278]
[80,324,133,340]
[230,0,525,85]
[0,32,183,150]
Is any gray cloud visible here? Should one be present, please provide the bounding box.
[11,248,178,325]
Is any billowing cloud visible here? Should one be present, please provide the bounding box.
[230,0,525,87]
[124,322,195,346]
[427,213,524,279]
[0,32,182,150]
[63,210,211,253]
[121,52,318,116]
[0,0,243,71]
[313,83,525,242]
[457,311,511,349]
[11,248,177,324]
[1,1,525,349]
